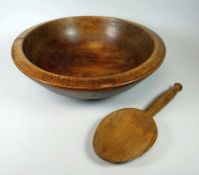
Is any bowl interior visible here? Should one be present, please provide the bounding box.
[23,17,154,77]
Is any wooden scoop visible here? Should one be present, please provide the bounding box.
[93,83,182,163]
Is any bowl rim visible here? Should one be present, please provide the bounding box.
[12,16,166,90]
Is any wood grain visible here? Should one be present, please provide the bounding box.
[93,108,157,163]
[93,83,182,163]
[145,83,183,116]
[12,16,165,99]
[22,18,154,77]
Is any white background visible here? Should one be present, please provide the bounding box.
[0,0,199,174]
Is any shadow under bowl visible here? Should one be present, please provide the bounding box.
[12,16,165,99]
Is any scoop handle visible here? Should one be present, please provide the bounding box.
[145,83,182,117]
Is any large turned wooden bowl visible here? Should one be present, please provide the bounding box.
[12,16,165,99]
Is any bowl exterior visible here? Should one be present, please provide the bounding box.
[38,80,140,99]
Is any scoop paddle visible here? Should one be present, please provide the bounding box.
[93,83,182,163]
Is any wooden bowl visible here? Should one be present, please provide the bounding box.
[12,16,165,99]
